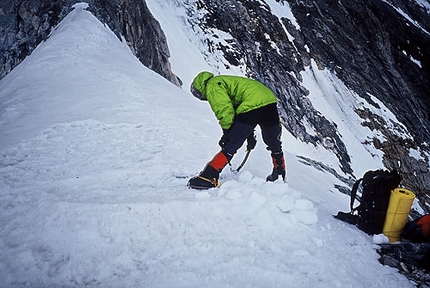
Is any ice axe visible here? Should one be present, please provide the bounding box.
[230,132,256,174]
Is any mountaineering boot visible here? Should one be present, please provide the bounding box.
[266,152,286,182]
[188,165,221,189]
[188,151,232,189]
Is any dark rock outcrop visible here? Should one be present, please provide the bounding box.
[378,242,430,287]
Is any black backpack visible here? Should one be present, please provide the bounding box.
[335,169,401,235]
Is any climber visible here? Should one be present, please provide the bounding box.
[188,71,286,189]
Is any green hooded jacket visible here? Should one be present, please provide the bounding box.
[192,72,278,129]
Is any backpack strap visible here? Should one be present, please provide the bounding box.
[350,178,363,212]
[333,177,362,225]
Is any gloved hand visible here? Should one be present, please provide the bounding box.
[246,132,257,151]
[218,129,231,148]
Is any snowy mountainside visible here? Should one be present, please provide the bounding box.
[0,3,416,288]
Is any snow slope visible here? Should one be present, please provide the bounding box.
[0,3,415,288]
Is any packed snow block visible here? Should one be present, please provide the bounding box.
[382,188,415,242]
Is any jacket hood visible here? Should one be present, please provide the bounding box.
[191,71,214,100]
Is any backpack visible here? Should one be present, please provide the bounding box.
[335,169,401,235]
[401,215,430,243]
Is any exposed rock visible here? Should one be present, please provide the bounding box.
[378,242,430,287]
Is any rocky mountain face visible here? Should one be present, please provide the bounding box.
[1,0,429,211]
[286,0,430,210]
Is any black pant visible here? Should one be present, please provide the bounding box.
[223,103,283,155]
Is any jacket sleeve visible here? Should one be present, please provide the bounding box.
[206,83,235,129]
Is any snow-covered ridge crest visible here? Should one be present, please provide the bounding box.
[72,2,89,10]
[0,1,180,149]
